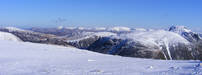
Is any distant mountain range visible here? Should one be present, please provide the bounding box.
[0,26,201,60]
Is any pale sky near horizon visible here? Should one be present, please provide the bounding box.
[0,0,201,32]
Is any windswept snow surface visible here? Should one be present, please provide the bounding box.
[0,31,21,42]
[0,40,201,75]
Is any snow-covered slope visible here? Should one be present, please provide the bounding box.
[0,40,201,75]
[0,31,21,41]
[121,30,190,46]
[119,30,190,60]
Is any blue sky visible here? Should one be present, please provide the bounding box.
[0,0,202,31]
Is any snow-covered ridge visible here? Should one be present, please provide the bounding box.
[107,26,131,32]
[169,25,201,42]
[5,27,27,32]
[117,30,190,60]
[57,26,132,32]
[65,28,193,60]
[0,31,22,42]
[169,26,192,34]
[1,26,197,47]
[121,30,190,46]
[93,32,117,37]
[3,27,40,35]
[133,28,148,32]
[60,26,158,32]
[94,27,107,31]
[67,32,117,42]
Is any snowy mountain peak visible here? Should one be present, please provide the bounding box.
[5,27,26,32]
[169,26,201,42]
[169,26,191,34]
